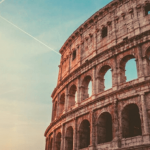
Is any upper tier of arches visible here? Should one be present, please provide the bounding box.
[51,45,150,120]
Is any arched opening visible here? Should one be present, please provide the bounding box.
[53,101,57,120]
[145,4,150,15]
[55,132,61,150]
[104,69,112,90]
[59,93,65,115]
[122,104,142,138]
[97,112,112,144]
[68,84,77,108]
[81,76,92,101]
[120,55,137,83]
[79,120,90,149]
[102,26,108,38]
[88,81,92,97]
[98,65,112,92]
[65,126,73,150]
[49,138,53,150]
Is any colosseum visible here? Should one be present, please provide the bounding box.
[44,0,150,149]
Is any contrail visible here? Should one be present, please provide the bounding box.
[0,0,5,4]
[0,15,60,55]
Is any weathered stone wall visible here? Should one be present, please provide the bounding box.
[45,0,150,149]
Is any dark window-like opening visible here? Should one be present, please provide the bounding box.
[81,76,92,101]
[145,4,150,15]
[97,112,112,144]
[79,120,90,149]
[55,133,61,150]
[102,27,107,38]
[68,84,77,108]
[146,48,150,75]
[65,126,73,150]
[122,104,142,138]
[72,50,76,61]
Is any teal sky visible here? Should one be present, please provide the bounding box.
[0,0,137,150]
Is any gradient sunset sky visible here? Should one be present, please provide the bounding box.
[0,0,138,150]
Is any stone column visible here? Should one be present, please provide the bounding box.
[65,85,68,112]
[56,93,60,117]
[112,55,118,90]
[143,56,149,76]
[137,45,145,80]
[45,137,48,150]
[93,19,98,57]
[60,124,65,150]
[52,130,56,150]
[140,93,149,134]
[77,76,81,104]
[51,101,54,122]
[89,110,95,150]
[92,66,96,97]
[73,118,77,150]
[112,99,121,148]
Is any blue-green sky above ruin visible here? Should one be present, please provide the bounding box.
[0,0,137,150]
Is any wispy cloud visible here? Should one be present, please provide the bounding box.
[0,0,5,4]
[0,15,60,55]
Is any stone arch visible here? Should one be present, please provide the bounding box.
[65,126,73,150]
[97,112,112,144]
[121,103,142,138]
[68,84,77,108]
[78,119,90,149]
[97,65,112,92]
[119,55,137,83]
[59,93,65,115]
[55,132,61,150]
[81,75,92,101]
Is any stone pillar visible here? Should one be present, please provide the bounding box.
[140,93,149,134]
[52,130,56,150]
[93,19,98,56]
[51,101,54,122]
[65,85,68,112]
[92,66,96,97]
[77,76,81,105]
[137,45,145,80]
[60,124,65,150]
[112,55,118,90]
[89,110,95,150]
[56,93,60,117]
[73,118,77,150]
[112,99,121,148]
[45,137,48,150]
[143,56,149,76]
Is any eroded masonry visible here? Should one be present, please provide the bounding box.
[45,0,150,149]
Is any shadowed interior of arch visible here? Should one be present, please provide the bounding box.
[122,104,142,138]
[79,120,90,149]
[125,58,137,82]
[81,76,92,101]
[65,126,73,150]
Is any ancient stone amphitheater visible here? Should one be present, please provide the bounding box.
[44,0,150,149]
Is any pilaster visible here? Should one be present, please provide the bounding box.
[140,93,149,135]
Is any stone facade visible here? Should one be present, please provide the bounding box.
[44,0,150,149]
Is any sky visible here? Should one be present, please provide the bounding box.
[0,0,137,150]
